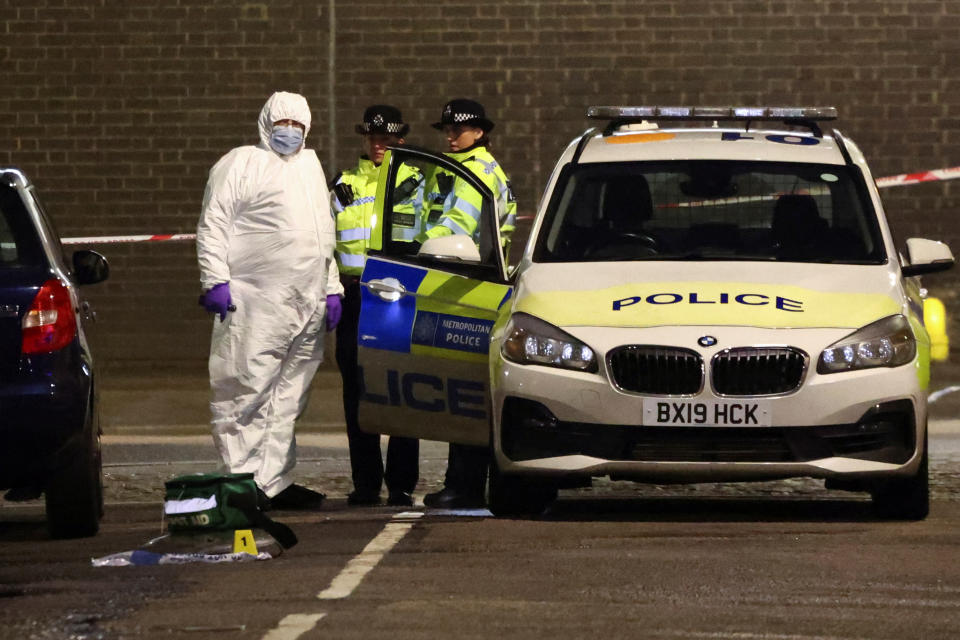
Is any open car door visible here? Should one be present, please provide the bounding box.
[356,146,512,446]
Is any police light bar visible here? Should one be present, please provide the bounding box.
[586,106,838,121]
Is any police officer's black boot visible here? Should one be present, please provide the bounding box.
[423,443,488,508]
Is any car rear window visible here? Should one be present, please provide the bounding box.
[0,182,45,266]
[534,160,887,265]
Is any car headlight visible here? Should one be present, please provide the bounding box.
[501,312,598,372]
[817,314,916,374]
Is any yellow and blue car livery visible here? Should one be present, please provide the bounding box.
[355,108,955,519]
[357,256,511,445]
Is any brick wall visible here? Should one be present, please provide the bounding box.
[2,0,959,370]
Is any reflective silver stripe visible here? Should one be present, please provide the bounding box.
[338,253,366,268]
[471,157,498,175]
[337,227,372,242]
[453,196,481,220]
[441,217,470,235]
[392,227,419,241]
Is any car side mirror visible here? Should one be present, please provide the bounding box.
[902,238,955,277]
[417,235,481,265]
[72,250,110,285]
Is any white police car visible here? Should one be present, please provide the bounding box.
[357,106,953,519]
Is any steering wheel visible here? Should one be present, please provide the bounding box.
[613,231,660,250]
[584,231,662,259]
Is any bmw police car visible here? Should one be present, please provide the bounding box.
[357,106,954,519]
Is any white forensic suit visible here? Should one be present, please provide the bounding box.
[196,91,343,497]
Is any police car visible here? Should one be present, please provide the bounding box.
[358,106,954,519]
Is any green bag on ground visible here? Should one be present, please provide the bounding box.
[163,472,259,531]
[163,472,297,549]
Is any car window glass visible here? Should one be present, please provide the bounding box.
[534,160,886,265]
[0,183,45,267]
[378,152,504,281]
[30,190,69,270]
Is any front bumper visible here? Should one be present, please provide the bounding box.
[499,396,917,482]
[491,325,927,483]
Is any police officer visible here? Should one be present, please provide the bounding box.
[332,105,420,507]
[418,98,517,259]
[420,99,516,509]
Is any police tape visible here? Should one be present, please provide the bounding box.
[875,166,960,188]
[61,166,960,244]
[62,233,197,246]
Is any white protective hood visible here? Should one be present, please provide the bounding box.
[257,91,312,147]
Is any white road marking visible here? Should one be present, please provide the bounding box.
[260,613,326,640]
[317,511,424,600]
[929,385,960,403]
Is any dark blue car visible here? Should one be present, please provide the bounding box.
[1,168,109,538]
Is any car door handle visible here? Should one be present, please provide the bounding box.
[367,277,406,302]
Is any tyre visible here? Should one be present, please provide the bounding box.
[488,460,557,517]
[45,409,103,538]
[870,433,929,521]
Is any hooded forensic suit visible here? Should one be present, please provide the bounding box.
[197,92,343,497]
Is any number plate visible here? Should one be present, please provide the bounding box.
[642,399,771,427]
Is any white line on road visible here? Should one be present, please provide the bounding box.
[317,511,424,600]
[261,613,326,640]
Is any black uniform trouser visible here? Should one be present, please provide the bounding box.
[335,278,419,496]
[442,443,489,499]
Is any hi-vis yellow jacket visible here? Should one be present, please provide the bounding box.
[333,156,421,276]
[417,146,517,257]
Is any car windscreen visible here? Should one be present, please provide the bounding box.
[533,160,887,264]
[0,183,45,267]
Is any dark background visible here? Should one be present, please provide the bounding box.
[2,0,958,372]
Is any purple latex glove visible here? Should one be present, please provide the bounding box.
[202,282,232,321]
[325,294,342,331]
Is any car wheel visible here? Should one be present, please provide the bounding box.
[870,433,929,521]
[45,409,102,538]
[488,459,558,517]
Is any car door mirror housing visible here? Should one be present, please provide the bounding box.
[902,238,955,277]
[72,249,110,285]
[418,235,482,265]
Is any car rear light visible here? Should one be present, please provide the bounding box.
[22,278,77,354]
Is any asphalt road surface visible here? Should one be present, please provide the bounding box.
[3,429,960,640]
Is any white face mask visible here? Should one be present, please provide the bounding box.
[269,125,304,155]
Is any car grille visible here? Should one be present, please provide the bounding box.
[711,347,806,396]
[607,346,703,395]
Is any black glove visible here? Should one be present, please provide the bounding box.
[333,183,355,207]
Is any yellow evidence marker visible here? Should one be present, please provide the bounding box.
[233,529,258,555]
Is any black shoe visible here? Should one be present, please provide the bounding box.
[347,490,382,506]
[270,484,326,510]
[386,491,414,507]
[256,488,272,512]
[423,487,485,509]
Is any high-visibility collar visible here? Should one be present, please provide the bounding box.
[355,155,380,176]
[446,146,488,163]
